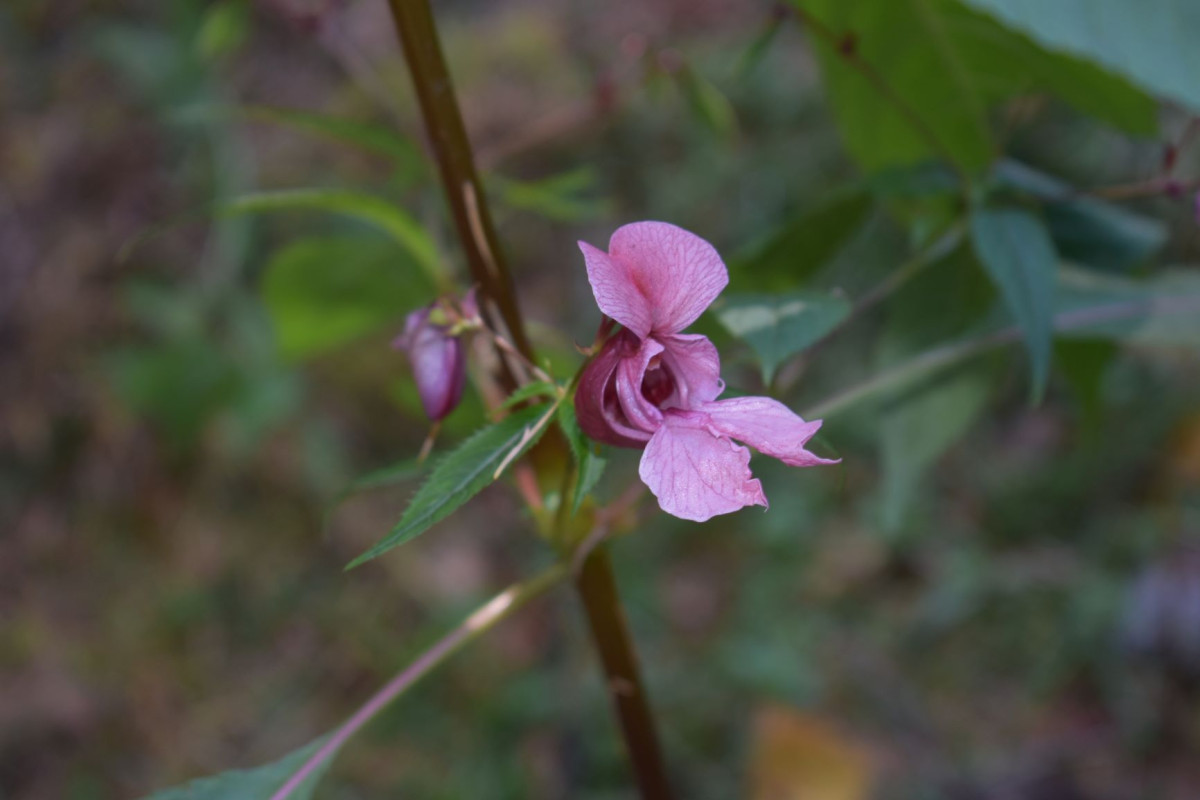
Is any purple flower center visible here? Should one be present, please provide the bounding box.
[641,355,675,407]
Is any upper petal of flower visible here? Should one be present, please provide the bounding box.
[579,222,729,338]
[579,241,654,338]
[609,222,729,334]
[657,333,724,409]
[638,411,767,522]
[703,396,837,467]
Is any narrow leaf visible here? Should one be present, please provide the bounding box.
[223,189,440,284]
[501,380,560,409]
[716,292,851,382]
[138,737,330,800]
[239,105,423,173]
[348,403,553,568]
[970,207,1056,399]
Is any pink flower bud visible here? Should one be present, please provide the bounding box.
[394,306,466,422]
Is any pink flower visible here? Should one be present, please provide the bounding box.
[394,304,467,422]
[574,221,836,522]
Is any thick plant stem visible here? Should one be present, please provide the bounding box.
[384,2,674,797]
[575,547,676,800]
[385,0,533,364]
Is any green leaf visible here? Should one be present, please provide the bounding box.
[800,0,993,172]
[556,401,606,515]
[970,206,1057,399]
[715,292,851,382]
[138,737,330,800]
[224,189,440,284]
[262,235,428,360]
[239,105,423,176]
[959,0,1200,112]
[196,0,250,61]
[675,65,738,139]
[799,0,1157,174]
[340,457,425,495]
[501,381,560,410]
[348,403,554,568]
[490,168,607,222]
[1054,266,1200,348]
[880,364,993,531]
[730,189,872,291]
[994,160,1166,272]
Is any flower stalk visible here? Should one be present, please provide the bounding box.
[384,2,675,796]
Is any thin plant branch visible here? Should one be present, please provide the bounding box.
[383,4,676,797]
[802,294,1200,421]
[270,563,570,800]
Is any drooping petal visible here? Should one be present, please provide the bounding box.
[657,333,723,409]
[615,337,666,433]
[579,241,654,338]
[609,221,729,334]
[703,396,837,467]
[394,309,466,422]
[639,411,767,522]
[575,331,653,448]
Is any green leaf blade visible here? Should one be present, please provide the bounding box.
[139,737,330,800]
[970,207,1057,399]
[348,404,554,568]
[959,0,1200,112]
[716,292,851,382]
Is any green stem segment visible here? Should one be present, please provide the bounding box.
[385,0,533,364]
[575,547,676,799]
[385,3,674,797]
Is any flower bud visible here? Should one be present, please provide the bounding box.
[394,306,466,422]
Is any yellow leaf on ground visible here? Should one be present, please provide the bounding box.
[748,705,873,800]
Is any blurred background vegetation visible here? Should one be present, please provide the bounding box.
[3,0,1200,798]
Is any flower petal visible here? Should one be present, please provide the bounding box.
[658,333,723,409]
[703,396,837,467]
[609,221,729,334]
[639,412,767,522]
[615,337,665,433]
[579,241,654,338]
[575,331,652,447]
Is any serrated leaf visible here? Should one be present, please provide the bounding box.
[138,737,330,800]
[262,235,428,360]
[970,206,1056,399]
[959,0,1200,112]
[348,404,553,568]
[716,292,851,382]
[223,189,440,284]
[995,160,1166,272]
[501,380,560,410]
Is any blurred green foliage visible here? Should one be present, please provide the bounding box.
[4,0,1200,799]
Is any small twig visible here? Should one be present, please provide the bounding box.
[270,563,570,800]
[801,293,1200,421]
